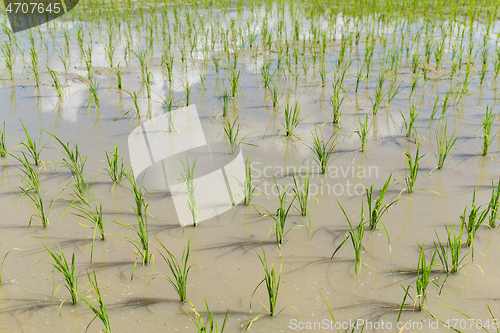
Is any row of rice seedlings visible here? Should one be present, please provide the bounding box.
[44,245,78,305]
[282,95,302,138]
[433,122,458,171]
[405,143,424,194]
[186,298,229,333]
[306,126,337,174]
[153,238,196,303]
[354,115,369,152]
[81,271,111,333]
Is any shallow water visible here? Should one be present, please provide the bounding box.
[0,0,500,332]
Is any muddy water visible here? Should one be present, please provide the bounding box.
[0,1,500,332]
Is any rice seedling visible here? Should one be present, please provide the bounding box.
[112,63,122,90]
[441,89,453,118]
[144,66,152,99]
[365,175,396,248]
[10,152,41,194]
[47,66,63,97]
[132,48,148,80]
[479,106,498,156]
[292,167,310,217]
[433,122,458,171]
[104,145,127,187]
[370,72,386,114]
[79,75,100,109]
[401,244,440,312]
[20,122,45,166]
[408,72,420,100]
[27,45,40,86]
[264,180,300,247]
[405,143,425,194]
[237,156,261,206]
[430,95,440,122]
[247,245,294,331]
[220,87,231,117]
[386,79,404,106]
[81,271,111,333]
[185,80,193,106]
[47,133,89,201]
[57,48,70,73]
[488,179,500,228]
[335,200,365,278]
[69,184,105,262]
[282,96,302,138]
[306,126,337,174]
[179,155,198,226]
[114,199,151,279]
[1,43,13,80]
[0,249,19,284]
[354,115,369,152]
[270,83,279,108]
[152,238,197,303]
[412,53,421,73]
[0,122,6,157]
[460,188,489,251]
[104,42,115,68]
[434,223,466,275]
[330,81,345,124]
[434,38,446,70]
[44,245,78,305]
[125,90,141,119]
[400,105,419,139]
[221,116,254,154]
[186,298,229,333]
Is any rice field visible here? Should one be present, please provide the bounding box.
[0,0,500,332]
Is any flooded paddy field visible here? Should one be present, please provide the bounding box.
[0,0,500,332]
